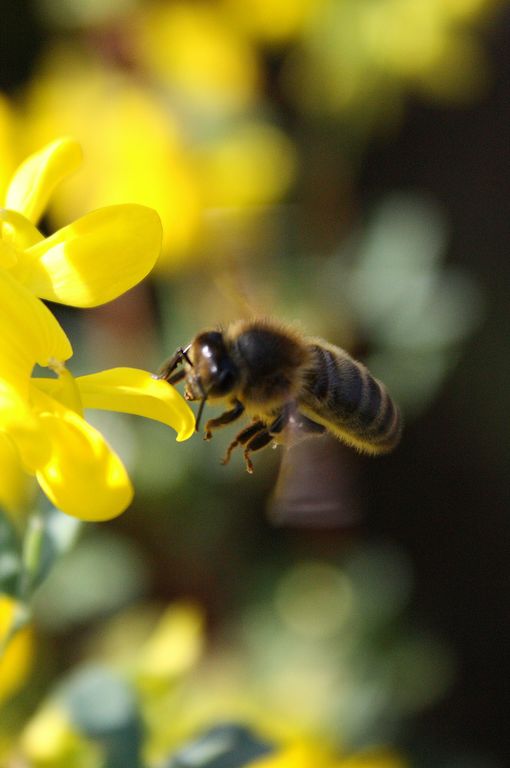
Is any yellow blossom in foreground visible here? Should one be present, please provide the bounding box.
[20,704,100,768]
[250,742,408,768]
[0,432,36,518]
[0,138,194,520]
[0,594,34,704]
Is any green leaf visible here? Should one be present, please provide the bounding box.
[32,529,149,630]
[163,724,275,768]
[59,664,143,768]
[21,507,81,597]
[0,510,22,596]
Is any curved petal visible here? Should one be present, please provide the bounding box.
[0,433,36,517]
[4,137,82,224]
[0,269,72,393]
[0,238,18,268]
[31,389,133,521]
[32,367,84,416]
[20,205,163,307]
[0,381,51,470]
[0,208,44,252]
[35,368,195,442]
[0,596,34,705]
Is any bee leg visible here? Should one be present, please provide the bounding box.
[240,409,293,473]
[221,420,265,467]
[231,408,292,473]
[266,404,292,436]
[204,400,244,441]
[242,429,275,474]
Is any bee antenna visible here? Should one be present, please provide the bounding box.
[181,345,193,367]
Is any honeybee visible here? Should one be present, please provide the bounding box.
[159,318,402,473]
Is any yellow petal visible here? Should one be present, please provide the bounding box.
[0,596,34,705]
[33,367,83,416]
[4,137,82,224]
[31,389,133,521]
[137,603,204,682]
[0,238,18,268]
[20,704,95,765]
[0,208,45,251]
[250,743,335,768]
[36,368,195,442]
[0,381,51,470]
[0,269,72,392]
[21,205,163,307]
[0,433,36,517]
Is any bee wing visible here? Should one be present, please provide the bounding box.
[267,415,362,529]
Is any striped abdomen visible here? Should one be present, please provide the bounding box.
[299,342,402,454]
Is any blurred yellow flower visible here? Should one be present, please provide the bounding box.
[0,594,33,705]
[0,138,194,520]
[23,50,201,270]
[250,742,336,768]
[22,40,296,270]
[20,703,100,768]
[222,0,326,45]
[131,0,260,111]
[287,0,497,119]
[198,121,296,209]
[250,742,408,768]
[136,602,204,688]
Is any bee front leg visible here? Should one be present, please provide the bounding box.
[221,420,265,468]
[204,400,244,441]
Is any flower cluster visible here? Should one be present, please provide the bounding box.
[0,138,194,521]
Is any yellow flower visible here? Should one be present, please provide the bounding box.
[250,742,407,768]
[23,53,202,270]
[222,0,326,45]
[131,1,260,111]
[288,0,497,119]
[20,703,101,768]
[0,594,34,704]
[0,432,36,518]
[0,138,195,520]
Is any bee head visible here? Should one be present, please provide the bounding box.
[186,331,239,401]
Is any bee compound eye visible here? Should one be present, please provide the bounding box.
[217,368,236,393]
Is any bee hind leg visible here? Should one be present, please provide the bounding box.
[242,429,275,474]
[204,399,244,441]
[221,420,265,469]
[240,408,293,474]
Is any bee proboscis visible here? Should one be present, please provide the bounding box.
[159,318,402,473]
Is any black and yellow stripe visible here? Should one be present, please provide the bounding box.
[300,342,402,454]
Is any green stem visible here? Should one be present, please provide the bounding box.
[18,509,44,602]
